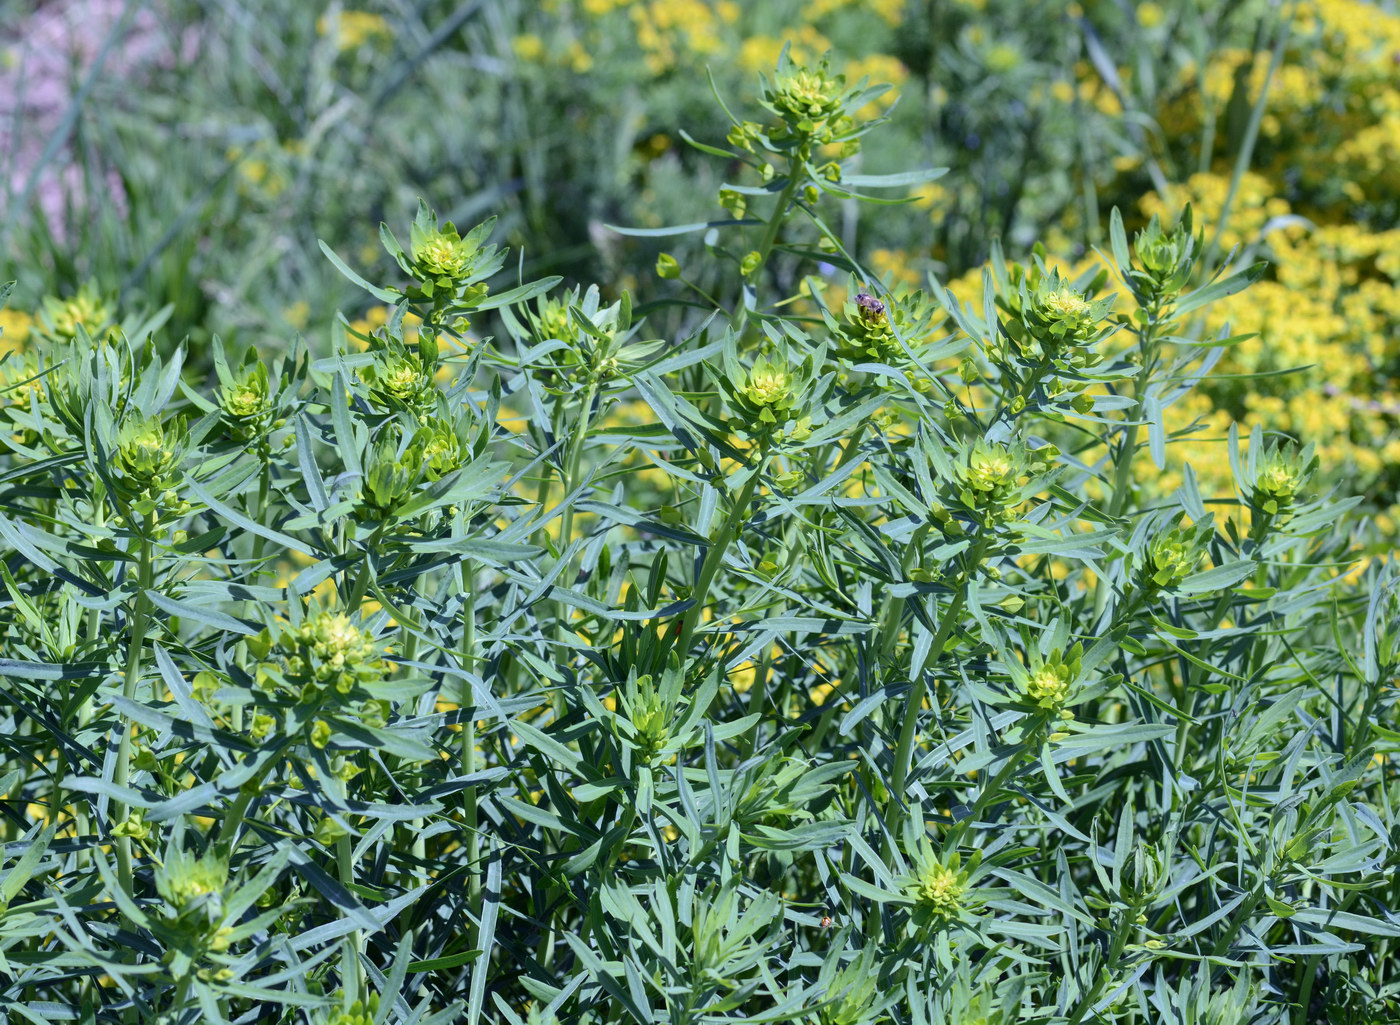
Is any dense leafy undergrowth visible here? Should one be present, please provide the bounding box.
[2,55,1399,1025]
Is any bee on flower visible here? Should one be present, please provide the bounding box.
[830,284,940,371]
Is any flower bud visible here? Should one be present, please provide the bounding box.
[656,252,681,279]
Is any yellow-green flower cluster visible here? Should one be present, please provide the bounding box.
[742,356,795,409]
[413,226,475,281]
[112,416,190,519]
[418,419,465,481]
[529,296,580,347]
[38,287,114,343]
[0,355,44,414]
[156,849,228,909]
[363,349,433,412]
[914,861,964,916]
[955,441,1030,525]
[623,675,670,762]
[1021,646,1083,713]
[1144,521,1207,590]
[772,65,845,124]
[1001,269,1114,374]
[218,360,273,436]
[274,612,386,698]
[834,288,941,370]
[1252,444,1314,518]
[319,996,380,1025]
[115,418,180,483]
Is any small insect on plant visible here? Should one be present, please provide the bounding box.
[0,42,1397,1025]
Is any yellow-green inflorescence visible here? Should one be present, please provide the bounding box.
[624,674,671,762]
[412,224,476,281]
[1251,442,1314,517]
[914,861,965,917]
[955,440,1031,525]
[112,414,192,520]
[1144,519,1210,589]
[363,348,433,412]
[156,849,229,910]
[728,353,815,443]
[1013,271,1114,371]
[742,355,794,409]
[1022,645,1083,712]
[834,287,941,372]
[0,355,45,415]
[416,418,465,481]
[218,358,273,436]
[38,286,115,342]
[319,995,380,1025]
[270,611,387,699]
[772,65,845,123]
[739,57,860,156]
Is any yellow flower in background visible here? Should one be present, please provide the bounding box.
[513,33,545,61]
[318,10,391,51]
[0,308,32,354]
[1137,2,1165,28]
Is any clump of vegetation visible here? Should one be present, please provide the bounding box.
[0,44,1396,1025]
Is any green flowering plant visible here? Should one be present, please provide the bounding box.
[0,47,1391,1025]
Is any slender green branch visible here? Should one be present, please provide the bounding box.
[890,534,990,802]
[676,457,767,655]
[114,515,155,895]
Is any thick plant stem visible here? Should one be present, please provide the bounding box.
[1106,323,1161,522]
[676,460,765,656]
[754,176,801,272]
[114,517,154,895]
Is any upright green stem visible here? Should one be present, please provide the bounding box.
[338,832,363,1006]
[556,380,599,560]
[890,534,989,802]
[114,515,155,895]
[459,559,482,916]
[675,458,766,655]
[1065,900,1145,1025]
[734,170,803,333]
[1094,318,1162,616]
[1106,323,1161,522]
[754,175,801,271]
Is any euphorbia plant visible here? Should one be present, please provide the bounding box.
[0,48,1394,1025]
